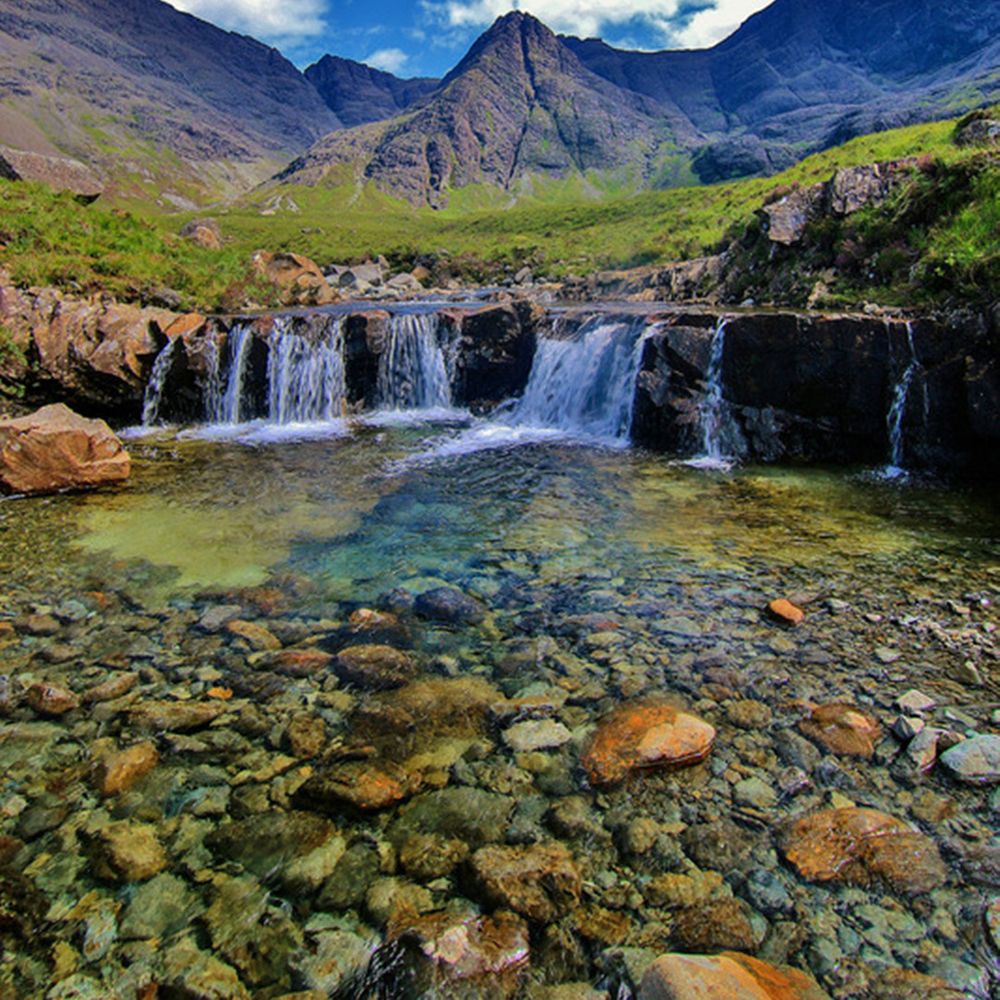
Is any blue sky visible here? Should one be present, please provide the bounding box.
[167,0,774,76]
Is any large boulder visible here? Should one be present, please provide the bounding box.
[0,146,104,202]
[252,251,337,307]
[0,404,130,495]
[640,952,829,1000]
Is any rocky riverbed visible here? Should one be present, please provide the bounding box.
[0,428,997,998]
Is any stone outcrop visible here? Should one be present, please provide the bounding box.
[0,147,104,202]
[251,252,337,307]
[0,404,130,495]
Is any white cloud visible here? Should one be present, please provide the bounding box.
[168,0,329,44]
[364,47,412,74]
[424,0,773,49]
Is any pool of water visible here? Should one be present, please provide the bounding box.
[0,419,997,998]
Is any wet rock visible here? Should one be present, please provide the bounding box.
[503,719,572,753]
[766,599,805,626]
[286,713,327,758]
[128,699,226,732]
[986,898,1000,952]
[121,872,201,939]
[779,808,946,895]
[18,613,60,636]
[798,703,881,759]
[162,935,249,999]
[289,930,372,993]
[733,776,777,810]
[317,843,380,910]
[226,619,282,651]
[582,700,715,786]
[93,742,159,797]
[414,587,486,625]
[333,644,416,690]
[270,648,334,677]
[939,735,1000,785]
[639,952,829,999]
[25,682,78,717]
[683,819,755,870]
[400,833,470,880]
[366,877,435,926]
[394,908,530,992]
[198,605,243,631]
[347,607,410,645]
[0,405,130,496]
[468,842,582,922]
[726,700,773,729]
[391,788,514,852]
[82,672,139,704]
[296,761,413,813]
[672,898,765,954]
[86,822,167,882]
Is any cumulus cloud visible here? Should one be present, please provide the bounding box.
[168,0,329,44]
[364,47,412,73]
[425,0,772,48]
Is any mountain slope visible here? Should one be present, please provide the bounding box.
[0,0,340,200]
[566,0,1000,179]
[305,56,438,129]
[279,12,697,206]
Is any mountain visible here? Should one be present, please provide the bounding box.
[305,56,438,129]
[282,0,999,202]
[567,0,1000,179]
[0,0,340,200]
[279,12,698,206]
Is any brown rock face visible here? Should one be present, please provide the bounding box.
[779,807,946,896]
[252,252,336,307]
[0,146,103,201]
[334,644,417,690]
[799,704,881,758]
[468,843,582,922]
[0,405,129,496]
[640,952,829,1000]
[581,700,716,786]
[93,743,159,797]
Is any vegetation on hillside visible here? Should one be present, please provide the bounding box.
[0,109,995,313]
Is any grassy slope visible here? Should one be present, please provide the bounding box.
[0,111,994,311]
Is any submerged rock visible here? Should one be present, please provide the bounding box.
[414,587,486,625]
[333,644,417,690]
[581,700,715,786]
[0,405,130,496]
[85,821,167,883]
[798,703,881,759]
[93,742,159,797]
[639,951,829,999]
[779,807,946,895]
[468,843,582,922]
[296,761,413,813]
[766,599,805,626]
[25,682,78,717]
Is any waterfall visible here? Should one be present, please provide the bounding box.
[689,318,743,469]
[141,337,178,426]
[376,314,453,410]
[268,317,347,423]
[503,316,653,442]
[884,321,920,477]
[213,325,254,425]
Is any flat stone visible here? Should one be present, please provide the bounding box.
[121,874,201,940]
[469,843,581,922]
[82,672,139,704]
[269,648,333,677]
[767,599,805,627]
[896,690,935,714]
[93,742,159,797]
[333,644,416,690]
[733,776,777,810]
[582,700,715,786]
[503,719,573,753]
[780,807,946,896]
[226,619,281,651]
[25,683,78,717]
[295,761,413,813]
[87,822,167,882]
[640,951,828,999]
[940,735,1000,785]
[799,703,881,759]
[128,700,226,732]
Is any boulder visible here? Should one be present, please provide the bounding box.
[779,807,946,895]
[179,218,222,250]
[939,735,1000,785]
[468,843,582,922]
[581,700,715,786]
[414,587,486,625]
[0,146,103,201]
[0,405,130,495]
[640,952,829,1000]
[333,644,417,690]
[798,703,881,759]
[761,185,824,246]
[252,251,337,307]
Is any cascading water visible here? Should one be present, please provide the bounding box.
[376,314,453,410]
[141,337,178,426]
[502,316,653,442]
[214,325,254,424]
[884,321,920,478]
[688,318,743,469]
[267,317,347,424]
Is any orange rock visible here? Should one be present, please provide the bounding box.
[767,599,805,626]
[83,672,139,704]
[94,743,159,797]
[270,648,333,677]
[26,682,79,717]
[799,703,881,759]
[0,405,130,496]
[225,619,281,652]
[780,807,946,896]
[163,313,207,339]
[333,644,416,690]
[640,951,829,1000]
[207,686,233,701]
[581,700,716,786]
[296,760,412,813]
